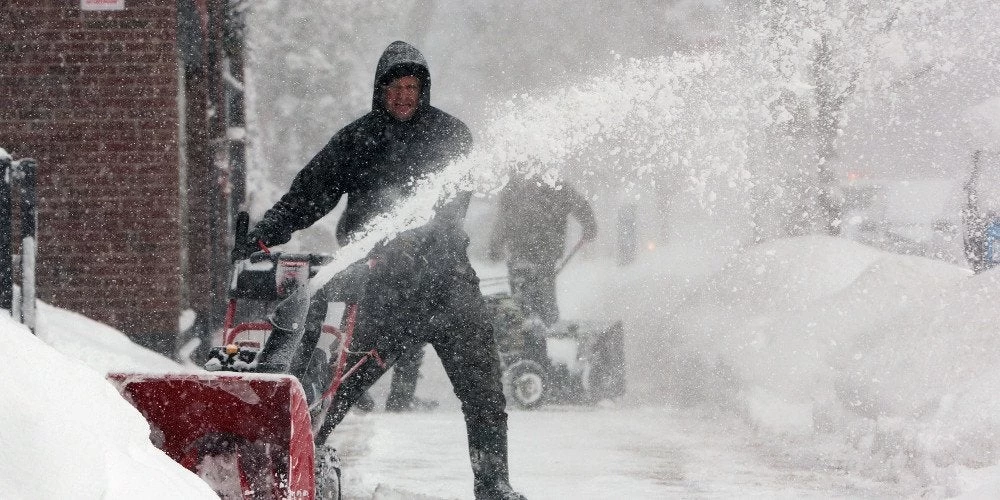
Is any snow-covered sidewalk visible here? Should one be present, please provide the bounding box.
[330,406,902,499]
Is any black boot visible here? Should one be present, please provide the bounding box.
[470,445,527,500]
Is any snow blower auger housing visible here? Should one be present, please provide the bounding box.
[485,292,626,409]
[108,372,315,499]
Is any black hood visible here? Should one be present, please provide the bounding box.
[372,41,431,114]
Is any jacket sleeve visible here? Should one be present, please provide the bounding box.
[251,134,350,247]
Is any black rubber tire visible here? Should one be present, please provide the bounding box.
[315,444,342,500]
[503,359,547,409]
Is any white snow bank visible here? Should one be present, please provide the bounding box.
[587,234,1000,493]
[841,268,1000,462]
[0,314,216,499]
[34,300,186,374]
[652,234,1000,491]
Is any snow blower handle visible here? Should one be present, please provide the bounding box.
[555,238,587,276]
[231,211,271,263]
[233,211,250,264]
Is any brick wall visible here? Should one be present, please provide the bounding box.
[0,1,227,355]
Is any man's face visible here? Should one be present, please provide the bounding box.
[384,75,421,121]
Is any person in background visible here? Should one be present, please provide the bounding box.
[488,176,598,325]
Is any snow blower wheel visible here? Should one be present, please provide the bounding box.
[314,444,342,500]
[504,359,547,409]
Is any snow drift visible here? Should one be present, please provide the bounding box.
[587,234,1000,494]
[0,314,215,499]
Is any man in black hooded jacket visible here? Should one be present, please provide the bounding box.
[233,41,526,500]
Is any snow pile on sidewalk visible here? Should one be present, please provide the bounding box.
[0,314,215,499]
[34,300,187,374]
[647,235,1000,493]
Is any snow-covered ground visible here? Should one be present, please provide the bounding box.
[331,406,902,499]
[9,234,1000,498]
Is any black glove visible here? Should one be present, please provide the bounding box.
[230,231,261,262]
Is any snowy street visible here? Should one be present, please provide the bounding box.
[332,406,896,499]
[324,236,1000,500]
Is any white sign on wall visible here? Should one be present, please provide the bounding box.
[81,0,125,11]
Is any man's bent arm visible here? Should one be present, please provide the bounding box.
[252,135,349,246]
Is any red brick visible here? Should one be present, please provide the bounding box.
[1,2,232,353]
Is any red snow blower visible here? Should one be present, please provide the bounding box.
[108,371,315,499]
[109,213,380,500]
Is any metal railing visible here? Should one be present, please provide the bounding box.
[0,150,38,332]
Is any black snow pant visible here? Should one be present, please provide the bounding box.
[255,254,517,496]
[385,344,425,410]
[508,259,559,326]
[313,261,509,455]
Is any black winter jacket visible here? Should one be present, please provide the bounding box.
[251,41,473,251]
